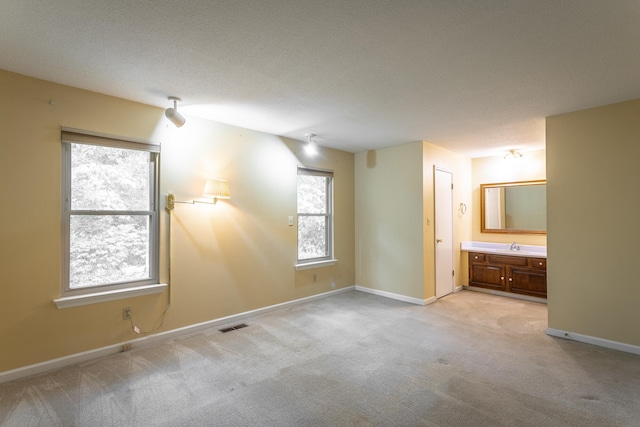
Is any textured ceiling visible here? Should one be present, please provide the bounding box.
[2,1,640,157]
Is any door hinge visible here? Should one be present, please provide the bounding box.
[451,183,454,190]
[452,270,455,277]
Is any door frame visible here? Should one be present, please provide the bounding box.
[434,166,454,299]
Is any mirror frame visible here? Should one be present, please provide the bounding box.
[480,180,546,235]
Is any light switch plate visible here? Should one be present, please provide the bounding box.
[288,216,294,226]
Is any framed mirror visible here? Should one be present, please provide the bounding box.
[480,180,546,234]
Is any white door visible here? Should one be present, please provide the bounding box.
[435,167,454,299]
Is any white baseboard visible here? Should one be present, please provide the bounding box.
[546,328,640,356]
[0,286,356,385]
[454,286,463,293]
[354,285,436,306]
[463,285,547,304]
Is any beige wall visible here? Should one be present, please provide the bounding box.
[471,149,547,246]
[355,141,472,299]
[355,143,425,299]
[546,98,640,346]
[0,70,355,372]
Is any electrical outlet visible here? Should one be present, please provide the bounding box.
[123,307,131,320]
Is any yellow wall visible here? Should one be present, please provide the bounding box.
[0,69,355,372]
[546,98,640,346]
[422,142,472,292]
[471,149,547,246]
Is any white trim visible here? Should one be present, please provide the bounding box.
[3,286,355,384]
[355,285,437,306]
[61,126,161,151]
[454,285,463,293]
[54,284,167,309]
[546,328,640,356]
[295,259,338,271]
[462,285,547,304]
[0,343,127,385]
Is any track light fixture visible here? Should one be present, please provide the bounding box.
[304,133,318,155]
[165,96,186,127]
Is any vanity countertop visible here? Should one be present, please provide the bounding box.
[461,241,547,259]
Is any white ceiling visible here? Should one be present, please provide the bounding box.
[2,1,640,157]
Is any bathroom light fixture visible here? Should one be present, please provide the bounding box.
[165,96,186,127]
[304,133,318,155]
[504,150,523,160]
[165,179,231,212]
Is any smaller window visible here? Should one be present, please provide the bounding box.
[297,167,333,263]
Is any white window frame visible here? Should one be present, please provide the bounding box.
[55,128,164,308]
[295,167,337,270]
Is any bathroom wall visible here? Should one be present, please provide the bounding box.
[471,149,547,246]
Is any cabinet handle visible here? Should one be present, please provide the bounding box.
[509,277,513,281]
[500,276,504,280]
[474,256,479,259]
[539,262,543,266]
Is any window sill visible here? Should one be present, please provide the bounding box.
[294,259,338,271]
[54,283,167,309]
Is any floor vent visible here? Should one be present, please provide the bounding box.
[219,323,248,333]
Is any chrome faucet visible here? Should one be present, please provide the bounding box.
[510,241,520,251]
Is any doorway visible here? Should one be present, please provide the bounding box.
[434,167,454,298]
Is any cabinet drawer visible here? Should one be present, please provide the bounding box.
[469,252,485,262]
[529,258,546,269]
[488,254,528,266]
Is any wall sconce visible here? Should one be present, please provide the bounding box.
[165,179,230,212]
[165,96,186,127]
[504,150,523,160]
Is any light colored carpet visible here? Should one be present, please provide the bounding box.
[1,290,639,426]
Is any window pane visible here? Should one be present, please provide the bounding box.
[69,215,150,288]
[298,216,327,259]
[297,175,327,214]
[71,143,151,211]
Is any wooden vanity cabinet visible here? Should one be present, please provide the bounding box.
[468,252,547,298]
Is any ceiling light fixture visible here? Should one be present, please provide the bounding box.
[165,96,186,127]
[305,133,318,155]
[504,149,523,160]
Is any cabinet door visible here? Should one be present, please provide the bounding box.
[509,266,547,298]
[469,264,506,291]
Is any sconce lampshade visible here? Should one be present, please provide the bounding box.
[202,179,231,203]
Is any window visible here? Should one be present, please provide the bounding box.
[297,167,333,265]
[60,130,160,298]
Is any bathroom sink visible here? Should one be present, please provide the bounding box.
[460,241,547,258]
